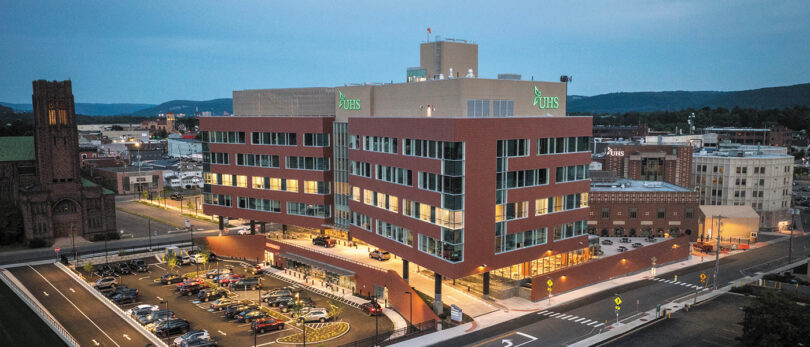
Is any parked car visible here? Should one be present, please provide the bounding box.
[115,262,132,275]
[94,265,115,277]
[265,296,295,307]
[176,278,204,290]
[301,308,331,322]
[217,274,243,286]
[235,309,267,323]
[151,318,191,338]
[225,304,256,319]
[139,310,175,325]
[172,329,210,347]
[209,298,235,311]
[180,338,217,347]
[103,286,135,299]
[312,236,336,248]
[189,253,209,264]
[179,255,192,265]
[179,283,209,296]
[263,289,292,301]
[693,242,713,252]
[206,268,232,279]
[198,289,227,302]
[251,318,285,333]
[128,259,149,272]
[112,291,139,304]
[601,239,613,245]
[161,273,186,285]
[279,296,315,313]
[231,277,262,290]
[171,193,184,201]
[126,304,158,318]
[369,249,391,261]
[360,301,383,316]
[93,276,118,290]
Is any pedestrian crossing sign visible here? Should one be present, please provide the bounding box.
[614,297,622,305]
[547,279,553,287]
[615,305,621,310]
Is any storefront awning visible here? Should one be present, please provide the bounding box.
[280,252,356,277]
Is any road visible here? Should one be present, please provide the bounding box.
[8,264,152,347]
[439,234,810,347]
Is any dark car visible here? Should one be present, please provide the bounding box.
[312,236,336,248]
[104,287,138,299]
[206,267,232,279]
[115,262,132,275]
[265,296,294,307]
[231,277,262,290]
[360,301,383,316]
[129,259,149,272]
[181,338,217,347]
[171,193,184,201]
[139,310,175,325]
[161,273,186,285]
[262,289,292,301]
[224,304,256,319]
[251,318,284,333]
[235,309,267,323]
[179,283,208,296]
[94,265,115,277]
[198,289,226,302]
[279,296,315,313]
[152,318,191,338]
[112,291,139,304]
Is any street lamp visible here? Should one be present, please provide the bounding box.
[404,291,413,333]
[134,142,142,199]
[713,215,724,290]
[299,316,307,347]
[159,298,170,346]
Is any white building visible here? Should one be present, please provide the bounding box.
[692,148,793,231]
[167,137,202,160]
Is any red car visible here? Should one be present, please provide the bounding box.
[360,301,383,316]
[251,318,284,333]
[175,278,204,290]
[219,274,243,287]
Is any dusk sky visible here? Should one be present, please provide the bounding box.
[1,0,808,103]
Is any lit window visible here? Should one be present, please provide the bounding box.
[236,175,247,188]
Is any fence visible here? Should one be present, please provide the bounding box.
[337,319,437,347]
[0,269,79,347]
[60,239,192,267]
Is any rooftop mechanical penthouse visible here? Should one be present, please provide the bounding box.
[201,40,594,307]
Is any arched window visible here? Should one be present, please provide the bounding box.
[53,200,78,214]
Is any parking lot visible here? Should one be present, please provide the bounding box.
[79,255,394,346]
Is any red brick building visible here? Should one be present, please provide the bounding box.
[702,126,792,148]
[588,179,700,240]
[594,142,693,188]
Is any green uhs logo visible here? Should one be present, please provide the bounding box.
[532,86,559,109]
[338,90,361,110]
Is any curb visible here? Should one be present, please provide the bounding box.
[54,262,168,347]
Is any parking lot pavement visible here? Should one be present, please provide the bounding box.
[98,257,394,346]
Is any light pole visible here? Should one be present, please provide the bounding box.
[104,233,109,265]
[789,207,798,263]
[713,215,724,290]
[134,142,142,199]
[299,317,307,347]
[147,218,152,251]
[159,299,170,346]
[404,291,413,333]
[71,225,78,264]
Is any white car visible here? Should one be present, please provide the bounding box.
[172,329,210,346]
[179,255,191,265]
[228,226,250,235]
[125,304,158,317]
[301,308,331,322]
[189,254,207,264]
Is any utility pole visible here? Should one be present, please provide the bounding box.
[789,207,798,263]
[148,218,152,251]
[714,215,724,290]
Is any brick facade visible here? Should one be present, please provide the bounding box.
[597,143,693,188]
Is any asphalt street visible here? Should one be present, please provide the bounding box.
[8,264,152,347]
[439,234,810,347]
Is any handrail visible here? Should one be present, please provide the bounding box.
[271,238,389,273]
[0,269,80,347]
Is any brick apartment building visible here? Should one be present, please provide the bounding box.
[594,141,693,188]
[702,126,792,148]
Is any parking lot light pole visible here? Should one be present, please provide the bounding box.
[299,317,307,347]
[159,298,169,346]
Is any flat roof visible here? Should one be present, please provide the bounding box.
[693,151,791,159]
[96,166,160,173]
[699,205,759,219]
[590,179,693,192]
[704,127,771,132]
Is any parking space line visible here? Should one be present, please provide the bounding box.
[217,330,227,336]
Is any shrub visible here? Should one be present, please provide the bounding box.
[276,322,350,343]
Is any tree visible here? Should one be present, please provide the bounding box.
[186,200,194,212]
[83,262,94,278]
[110,125,124,131]
[166,254,178,273]
[740,291,810,346]
[327,300,343,321]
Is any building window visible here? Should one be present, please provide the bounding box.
[205,152,230,165]
[466,99,490,117]
[351,187,361,201]
[556,165,589,183]
[495,201,528,222]
[351,212,372,231]
[375,220,413,246]
[203,193,232,207]
[498,169,548,189]
[286,156,329,171]
[629,208,637,219]
[403,139,464,160]
[497,139,529,157]
[286,202,330,218]
[418,231,463,263]
[204,131,245,144]
[237,197,280,212]
[601,207,610,219]
[350,161,372,178]
[657,208,666,219]
[492,100,514,118]
[236,154,279,168]
[403,199,463,229]
[537,136,591,155]
[251,132,296,146]
[376,165,412,186]
[235,175,247,188]
[303,180,330,194]
[685,208,694,219]
[362,136,398,154]
[303,133,329,147]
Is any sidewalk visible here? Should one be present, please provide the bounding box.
[393,235,788,347]
[266,267,409,332]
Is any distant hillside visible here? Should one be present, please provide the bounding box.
[0,102,155,116]
[568,83,810,113]
[131,99,232,116]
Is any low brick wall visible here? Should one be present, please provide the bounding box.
[532,235,690,300]
[267,239,440,325]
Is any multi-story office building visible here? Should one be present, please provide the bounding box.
[702,126,792,148]
[593,141,694,188]
[201,40,594,304]
[588,178,700,239]
[692,147,793,231]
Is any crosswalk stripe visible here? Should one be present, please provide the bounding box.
[588,321,598,326]
[680,282,689,286]
[594,323,604,327]
[575,318,585,322]
[581,319,592,324]
[664,280,674,283]
[567,316,579,321]
[560,314,572,319]
[538,310,548,315]
[550,313,561,318]
[543,311,554,316]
